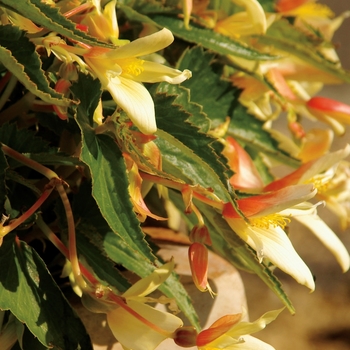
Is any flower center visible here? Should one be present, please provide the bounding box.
[250,213,291,229]
[118,58,145,76]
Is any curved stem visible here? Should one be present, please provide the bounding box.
[0,186,54,239]
[1,144,58,180]
[36,215,99,287]
[56,183,87,291]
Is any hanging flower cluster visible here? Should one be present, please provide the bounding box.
[0,0,349,349]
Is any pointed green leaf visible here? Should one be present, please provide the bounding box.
[154,84,232,200]
[149,14,277,60]
[1,0,113,48]
[0,234,93,349]
[71,73,155,261]
[0,25,72,107]
[177,46,300,166]
[259,19,350,83]
[73,182,201,329]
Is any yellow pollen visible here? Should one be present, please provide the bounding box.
[250,214,291,229]
[289,3,334,18]
[307,177,330,194]
[119,58,145,76]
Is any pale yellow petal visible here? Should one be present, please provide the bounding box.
[228,219,315,290]
[122,260,174,298]
[107,76,157,134]
[107,301,183,350]
[132,61,192,84]
[295,215,350,272]
[107,28,174,59]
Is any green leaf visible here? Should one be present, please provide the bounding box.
[0,233,93,349]
[73,182,201,329]
[0,25,72,107]
[1,0,113,48]
[71,73,155,262]
[153,84,232,200]
[260,19,350,83]
[0,122,55,154]
[177,46,300,167]
[149,15,277,60]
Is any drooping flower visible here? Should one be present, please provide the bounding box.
[306,97,350,135]
[223,184,317,290]
[82,260,183,350]
[224,141,350,273]
[84,28,192,134]
[196,308,283,349]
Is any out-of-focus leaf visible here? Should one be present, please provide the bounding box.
[260,19,350,83]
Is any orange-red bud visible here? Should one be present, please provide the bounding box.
[173,326,198,347]
[188,242,209,292]
[189,225,212,246]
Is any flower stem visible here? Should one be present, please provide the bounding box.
[1,144,58,180]
[36,215,99,286]
[56,183,87,291]
[0,185,54,239]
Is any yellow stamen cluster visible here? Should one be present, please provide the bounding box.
[250,213,291,229]
[119,58,145,76]
[290,3,334,18]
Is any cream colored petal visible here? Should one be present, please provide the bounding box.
[299,144,350,184]
[107,300,183,350]
[132,61,192,84]
[122,260,174,298]
[227,335,276,350]
[227,309,283,338]
[233,0,267,35]
[107,28,174,59]
[107,76,157,134]
[295,214,350,272]
[228,219,315,290]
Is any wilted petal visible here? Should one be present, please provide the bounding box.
[295,214,350,272]
[107,300,183,350]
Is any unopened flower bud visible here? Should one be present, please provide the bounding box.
[173,326,198,347]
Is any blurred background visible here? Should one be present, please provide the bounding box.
[241,1,350,349]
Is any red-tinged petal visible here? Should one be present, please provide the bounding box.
[298,128,333,162]
[222,137,264,191]
[223,184,316,218]
[196,314,242,347]
[276,0,308,13]
[307,97,350,123]
[266,68,298,101]
[188,243,209,292]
